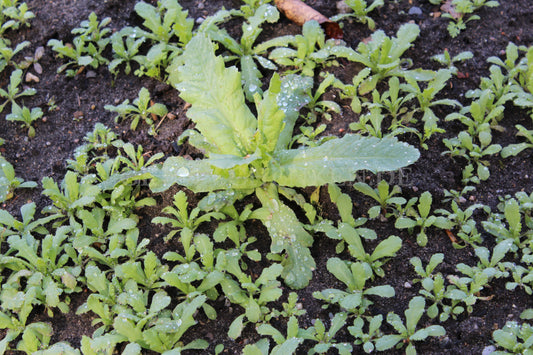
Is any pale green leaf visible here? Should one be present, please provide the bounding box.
[172,34,256,156]
[150,157,262,193]
[265,135,419,187]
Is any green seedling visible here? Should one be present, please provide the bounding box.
[403,69,459,147]
[443,130,501,183]
[482,198,530,253]
[486,42,529,82]
[466,65,518,106]
[103,34,418,289]
[70,207,138,262]
[334,67,371,114]
[47,37,97,76]
[343,226,402,278]
[411,253,466,322]
[354,179,406,219]
[348,315,384,353]
[445,271,492,314]
[331,0,384,30]
[0,69,36,113]
[302,72,341,124]
[112,143,164,173]
[67,127,121,175]
[375,296,446,354]
[301,312,353,355]
[113,288,208,353]
[0,0,34,33]
[222,263,283,339]
[41,171,101,220]
[269,292,306,319]
[76,265,125,333]
[365,76,417,130]
[269,20,355,77]
[6,103,42,138]
[502,125,533,158]
[4,232,81,314]
[83,123,123,154]
[0,156,37,202]
[48,12,111,76]
[0,202,57,238]
[256,317,304,354]
[448,90,506,138]
[152,190,225,242]
[436,200,485,247]
[395,191,454,246]
[240,0,272,18]
[432,49,473,75]
[33,342,80,355]
[127,0,194,79]
[0,38,29,72]
[443,0,499,38]
[108,29,145,76]
[506,264,533,295]
[327,182,357,227]
[348,23,421,94]
[317,216,401,277]
[349,107,386,138]
[514,46,533,114]
[492,321,533,354]
[105,87,168,134]
[133,0,193,45]
[313,258,395,315]
[115,250,167,290]
[203,4,284,101]
[163,234,224,319]
[72,11,110,45]
[292,123,331,148]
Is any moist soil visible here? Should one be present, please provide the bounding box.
[1,0,533,354]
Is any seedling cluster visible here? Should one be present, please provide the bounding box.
[1,0,533,354]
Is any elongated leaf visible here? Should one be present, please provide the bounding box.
[257,73,285,152]
[266,135,419,187]
[371,235,402,261]
[375,334,403,351]
[271,337,302,355]
[171,34,256,156]
[327,257,354,290]
[150,157,262,193]
[405,296,425,334]
[275,75,313,150]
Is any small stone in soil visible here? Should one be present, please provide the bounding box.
[482,345,496,355]
[409,6,423,16]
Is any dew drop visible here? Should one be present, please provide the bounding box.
[177,167,190,177]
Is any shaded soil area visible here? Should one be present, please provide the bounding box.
[1,0,533,354]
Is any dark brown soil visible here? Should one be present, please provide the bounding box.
[1,0,533,354]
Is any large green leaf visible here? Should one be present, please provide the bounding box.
[265,135,419,187]
[170,34,257,156]
[150,157,262,193]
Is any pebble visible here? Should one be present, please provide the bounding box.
[86,70,96,78]
[195,17,204,24]
[482,345,496,355]
[409,6,423,16]
[404,281,412,288]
